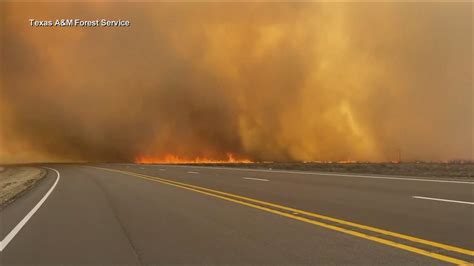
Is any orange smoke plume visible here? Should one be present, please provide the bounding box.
[0,2,472,163]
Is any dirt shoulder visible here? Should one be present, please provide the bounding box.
[0,166,47,208]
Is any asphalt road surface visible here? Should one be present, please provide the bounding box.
[0,164,473,265]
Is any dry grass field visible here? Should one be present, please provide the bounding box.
[0,166,46,208]
[185,162,473,179]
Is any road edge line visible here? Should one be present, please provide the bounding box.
[99,167,474,256]
[118,170,471,265]
[93,166,473,265]
[148,165,474,184]
[0,167,60,252]
[412,196,474,205]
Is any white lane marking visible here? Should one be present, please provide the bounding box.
[412,196,474,205]
[0,167,60,252]
[243,177,269,182]
[187,171,199,174]
[154,165,473,185]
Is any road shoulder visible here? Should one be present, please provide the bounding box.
[0,166,46,209]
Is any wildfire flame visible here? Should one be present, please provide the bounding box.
[303,160,359,164]
[135,153,253,164]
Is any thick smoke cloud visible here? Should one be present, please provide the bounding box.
[0,2,472,163]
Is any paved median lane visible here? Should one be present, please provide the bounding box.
[93,166,474,265]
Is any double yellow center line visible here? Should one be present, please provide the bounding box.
[93,166,473,265]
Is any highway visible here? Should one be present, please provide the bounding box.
[0,164,473,265]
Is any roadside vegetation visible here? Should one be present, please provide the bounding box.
[0,166,46,208]
[183,162,473,179]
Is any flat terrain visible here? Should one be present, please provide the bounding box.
[186,162,474,179]
[0,166,45,207]
[0,164,472,265]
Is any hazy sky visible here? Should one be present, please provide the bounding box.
[0,2,472,163]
